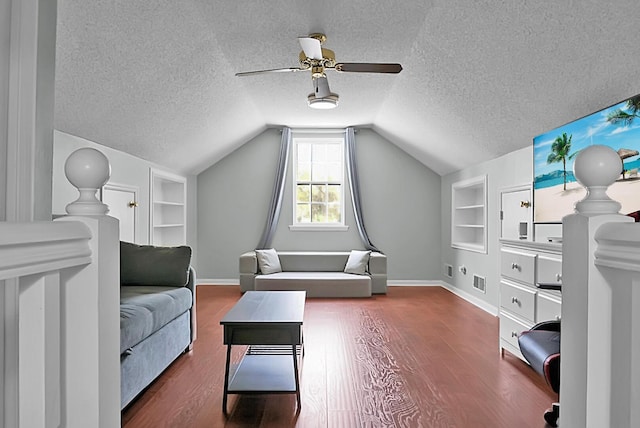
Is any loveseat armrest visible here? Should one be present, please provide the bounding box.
[187,266,197,344]
[369,252,387,294]
[369,252,386,275]
[239,251,258,292]
[239,251,258,273]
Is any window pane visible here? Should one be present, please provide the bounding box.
[311,204,325,222]
[328,205,341,222]
[296,204,311,223]
[327,144,342,162]
[311,163,327,181]
[297,143,311,163]
[327,163,341,181]
[312,144,327,162]
[327,185,340,203]
[311,184,326,203]
[297,185,310,202]
[297,162,311,181]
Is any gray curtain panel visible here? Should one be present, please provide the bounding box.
[256,127,292,249]
[345,127,382,253]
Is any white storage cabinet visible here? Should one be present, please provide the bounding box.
[499,239,562,361]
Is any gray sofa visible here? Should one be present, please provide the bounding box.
[119,242,197,409]
[239,250,387,297]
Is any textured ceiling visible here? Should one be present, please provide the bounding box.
[55,0,640,176]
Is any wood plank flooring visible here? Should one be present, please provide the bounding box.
[122,286,556,428]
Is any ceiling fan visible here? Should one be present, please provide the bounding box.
[235,33,403,109]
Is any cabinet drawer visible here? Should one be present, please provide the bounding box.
[537,293,562,322]
[500,280,536,322]
[500,249,536,284]
[500,312,531,352]
[537,255,562,285]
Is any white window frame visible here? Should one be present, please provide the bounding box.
[289,130,348,231]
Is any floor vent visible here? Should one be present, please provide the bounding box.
[444,264,454,278]
[473,274,486,293]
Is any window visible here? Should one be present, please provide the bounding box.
[290,131,348,231]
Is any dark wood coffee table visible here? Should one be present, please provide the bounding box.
[220,290,305,415]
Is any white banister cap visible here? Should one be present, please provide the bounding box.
[64,148,111,215]
[573,145,622,216]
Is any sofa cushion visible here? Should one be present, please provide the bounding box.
[255,271,371,298]
[344,250,371,275]
[121,241,192,287]
[120,286,193,353]
[255,248,282,274]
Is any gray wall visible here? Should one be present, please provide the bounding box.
[441,146,533,311]
[196,127,442,281]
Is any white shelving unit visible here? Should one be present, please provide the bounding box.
[150,169,186,246]
[451,175,487,253]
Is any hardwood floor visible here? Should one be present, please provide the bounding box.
[121,286,556,428]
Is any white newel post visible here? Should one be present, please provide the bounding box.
[593,223,640,427]
[55,148,120,427]
[560,145,633,427]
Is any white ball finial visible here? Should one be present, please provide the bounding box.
[573,145,622,215]
[64,148,111,215]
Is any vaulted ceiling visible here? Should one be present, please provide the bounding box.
[54,0,640,176]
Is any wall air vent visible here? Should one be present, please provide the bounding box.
[444,264,454,278]
[473,274,486,293]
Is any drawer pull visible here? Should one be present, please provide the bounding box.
[511,263,520,271]
[555,273,562,282]
[511,297,520,305]
[511,331,519,338]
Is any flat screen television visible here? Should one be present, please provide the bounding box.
[533,93,640,223]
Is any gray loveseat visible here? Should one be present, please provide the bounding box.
[239,250,387,297]
[119,242,197,409]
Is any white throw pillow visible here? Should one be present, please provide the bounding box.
[255,248,282,274]
[344,250,371,275]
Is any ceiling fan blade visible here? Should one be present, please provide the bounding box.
[314,76,331,98]
[334,63,403,74]
[298,36,323,60]
[235,67,304,77]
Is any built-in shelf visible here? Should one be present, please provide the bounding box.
[154,200,185,206]
[150,169,186,246]
[451,175,487,253]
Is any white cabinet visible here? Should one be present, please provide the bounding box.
[150,169,186,246]
[499,240,562,361]
[451,175,487,253]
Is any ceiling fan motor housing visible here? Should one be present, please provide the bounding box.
[298,48,336,71]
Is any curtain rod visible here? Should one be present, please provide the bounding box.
[276,127,359,134]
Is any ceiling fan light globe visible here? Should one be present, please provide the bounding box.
[307,93,339,109]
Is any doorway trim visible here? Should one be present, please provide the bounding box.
[101,182,140,243]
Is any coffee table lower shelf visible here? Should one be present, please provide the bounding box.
[223,345,303,415]
[228,354,298,393]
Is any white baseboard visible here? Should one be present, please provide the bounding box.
[437,280,498,316]
[386,280,440,286]
[197,279,239,286]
